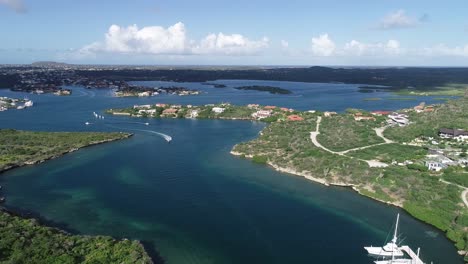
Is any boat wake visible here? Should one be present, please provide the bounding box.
[104,124,172,142]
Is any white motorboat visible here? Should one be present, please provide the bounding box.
[364,214,404,257]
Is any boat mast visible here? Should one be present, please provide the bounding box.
[392,213,400,244]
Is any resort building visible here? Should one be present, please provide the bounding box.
[439,128,468,141]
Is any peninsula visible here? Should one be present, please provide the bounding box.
[108,98,468,262]
[0,129,153,263]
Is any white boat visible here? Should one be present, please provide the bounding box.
[364,214,404,257]
[145,122,149,125]
[85,122,90,125]
[24,100,33,107]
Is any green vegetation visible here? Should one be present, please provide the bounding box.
[384,98,468,142]
[252,155,268,164]
[317,115,383,152]
[443,169,468,188]
[108,103,307,123]
[348,143,427,163]
[394,83,468,96]
[234,85,292,94]
[232,98,468,257]
[0,129,152,263]
[0,129,131,171]
[0,209,152,263]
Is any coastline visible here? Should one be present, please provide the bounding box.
[0,131,158,263]
[0,133,133,175]
[230,150,403,207]
[231,150,468,259]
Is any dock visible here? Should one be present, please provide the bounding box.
[400,246,425,264]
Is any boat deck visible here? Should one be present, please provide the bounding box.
[400,246,425,264]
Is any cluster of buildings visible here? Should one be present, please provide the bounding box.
[0,97,33,111]
[115,86,200,97]
[422,128,468,172]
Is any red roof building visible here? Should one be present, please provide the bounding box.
[287,115,304,121]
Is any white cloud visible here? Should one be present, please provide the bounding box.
[421,44,468,57]
[0,0,26,13]
[281,40,289,49]
[193,33,269,55]
[84,23,189,55]
[340,39,402,56]
[377,10,417,30]
[311,34,335,56]
[80,22,269,57]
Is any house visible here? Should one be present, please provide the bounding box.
[264,105,276,110]
[425,161,447,172]
[138,109,157,115]
[252,110,272,119]
[138,91,150,97]
[133,104,152,109]
[324,111,337,117]
[388,112,409,126]
[371,110,391,116]
[155,103,167,108]
[247,104,260,109]
[188,109,199,118]
[171,105,182,109]
[439,128,468,141]
[354,112,376,121]
[212,107,225,114]
[162,108,178,116]
[287,115,304,121]
[308,110,316,113]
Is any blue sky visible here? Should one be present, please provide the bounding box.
[1,0,467,65]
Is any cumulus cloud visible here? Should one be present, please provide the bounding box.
[343,39,401,56]
[377,10,418,30]
[80,22,269,57]
[281,40,289,49]
[193,33,269,55]
[0,0,26,13]
[83,23,189,55]
[311,34,336,56]
[421,44,468,57]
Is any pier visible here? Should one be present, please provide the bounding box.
[400,246,425,264]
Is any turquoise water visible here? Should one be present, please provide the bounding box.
[0,82,463,263]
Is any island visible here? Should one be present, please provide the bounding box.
[0,129,153,263]
[234,85,292,94]
[108,98,468,262]
[107,103,300,122]
[114,85,200,97]
[201,82,227,88]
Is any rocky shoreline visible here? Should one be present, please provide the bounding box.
[230,150,403,207]
[231,149,468,260]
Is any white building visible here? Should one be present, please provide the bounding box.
[252,110,272,119]
[212,107,225,113]
[425,161,447,172]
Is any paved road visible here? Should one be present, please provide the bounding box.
[463,189,468,208]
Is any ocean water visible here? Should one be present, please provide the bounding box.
[0,81,463,263]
